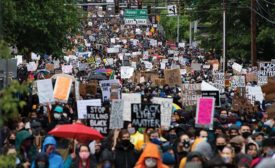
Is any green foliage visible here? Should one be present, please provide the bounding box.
[1,0,81,57]
[0,81,28,126]
[0,155,16,167]
[0,40,11,59]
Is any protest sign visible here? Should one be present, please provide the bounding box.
[231,76,246,88]
[181,84,201,106]
[109,100,124,129]
[201,81,220,107]
[62,65,73,74]
[122,93,141,121]
[195,97,215,129]
[160,62,166,70]
[107,48,119,54]
[110,84,121,100]
[46,64,55,72]
[231,95,257,113]
[232,62,242,73]
[106,58,114,66]
[77,99,101,119]
[246,86,264,105]
[246,72,257,83]
[37,79,54,104]
[121,66,134,79]
[75,81,80,100]
[164,69,182,87]
[258,62,275,76]
[258,75,268,86]
[87,106,109,135]
[151,97,173,127]
[31,52,40,60]
[0,59,18,78]
[53,76,72,102]
[213,73,225,93]
[15,55,23,65]
[99,80,120,101]
[131,104,161,128]
[27,62,37,72]
[191,63,201,71]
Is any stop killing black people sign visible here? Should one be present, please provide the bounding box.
[131,104,161,128]
[87,106,109,135]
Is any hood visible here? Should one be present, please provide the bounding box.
[194,141,213,160]
[42,136,57,152]
[15,130,33,150]
[135,143,168,168]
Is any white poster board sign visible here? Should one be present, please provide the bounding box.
[109,100,124,129]
[151,97,173,127]
[120,66,134,79]
[77,99,102,119]
[122,93,141,121]
[37,79,54,104]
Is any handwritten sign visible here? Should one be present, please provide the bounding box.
[53,76,72,102]
[87,106,109,135]
[164,69,182,87]
[131,104,161,128]
[213,73,225,93]
[195,97,215,129]
[258,75,268,86]
[182,84,202,106]
[121,66,134,79]
[122,93,141,121]
[99,80,120,101]
[62,65,73,74]
[27,62,37,72]
[232,62,242,73]
[151,97,173,127]
[109,100,124,129]
[37,79,54,104]
[231,76,246,88]
[77,99,101,119]
[258,62,275,76]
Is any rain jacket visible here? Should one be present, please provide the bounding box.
[15,130,37,168]
[135,143,169,168]
[31,136,63,168]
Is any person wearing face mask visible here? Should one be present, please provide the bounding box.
[175,133,191,167]
[33,152,49,168]
[215,135,228,154]
[220,146,235,166]
[113,129,140,168]
[72,144,97,168]
[239,124,259,151]
[31,136,63,168]
[135,142,169,168]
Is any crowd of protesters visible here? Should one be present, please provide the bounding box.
[1,5,275,168]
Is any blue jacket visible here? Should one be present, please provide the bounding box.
[32,136,63,168]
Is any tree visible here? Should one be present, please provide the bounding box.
[1,0,81,58]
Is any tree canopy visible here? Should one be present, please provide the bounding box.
[1,0,81,57]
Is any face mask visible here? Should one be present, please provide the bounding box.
[222,156,231,163]
[128,128,136,134]
[220,114,227,119]
[150,138,162,146]
[37,162,46,168]
[9,139,15,145]
[233,146,241,153]
[183,140,190,148]
[266,149,275,157]
[256,141,262,147]
[169,134,177,142]
[103,162,112,168]
[216,145,226,151]
[79,151,90,160]
[242,132,251,139]
[53,113,61,120]
[145,158,157,168]
[121,139,130,147]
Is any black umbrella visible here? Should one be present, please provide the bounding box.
[87,73,108,80]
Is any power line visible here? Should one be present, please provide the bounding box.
[246,5,275,24]
[261,0,275,6]
[256,0,272,17]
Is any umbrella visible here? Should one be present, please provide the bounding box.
[87,73,108,80]
[95,69,113,76]
[48,123,104,141]
[35,69,50,79]
[173,103,181,112]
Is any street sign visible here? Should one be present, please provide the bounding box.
[167,5,177,16]
[124,9,148,25]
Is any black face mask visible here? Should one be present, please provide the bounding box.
[169,134,177,142]
[121,139,130,147]
[9,139,15,145]
[233,146,242,153]
[183,140,190,148]
[242,132,251,139]
[216,145,226,152]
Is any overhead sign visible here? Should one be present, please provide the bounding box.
[167,5,177,16]
[124,9,148,25]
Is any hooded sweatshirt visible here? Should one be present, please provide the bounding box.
[135,143,169,168]
[31,136,63,168]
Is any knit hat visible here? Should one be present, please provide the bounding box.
[230,136,245,145]
[54,106,63,113]
[162,152,175,165]
[194,141,213,160]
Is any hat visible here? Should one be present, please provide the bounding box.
[229,124,239,131]
[252,132,264,139]
[230,136,245,145]
[54,106,63,113]
[162,152,175,165]
[262,138,275,147]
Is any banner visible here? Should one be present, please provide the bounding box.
[37,79,54,104]
[122,93,141,121]
[121,66,135,79]
[231,76,246,88]
[53,76,72,102]
[181,84,201,106]
[87,106,109,135]
[99,80,120,101]
[195,97,215,129]
[77,99,101,119]
[131,104,161,128]
[151,97,173,127]
[109,100,124,129]
[213,73,225,93]
[164,69,182,87]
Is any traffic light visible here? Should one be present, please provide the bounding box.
[115,0,120,14]
[137,0,142,9]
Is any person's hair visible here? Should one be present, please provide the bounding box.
[148,129,159,138]
[216,134,229,143]
[79,144,91,153]
[195,129,207,137]
[117,129,130,142]
[245,143,257,154]
[223,145,235,157]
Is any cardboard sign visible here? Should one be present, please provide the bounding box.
[99,80,120,101]
[181,84,201,106]
[213,73,225,93]
[46,64,55,72]
[195,97,215,129]
[110,84,121,100]
[37,79,54,104]
[87,106,109,135]
[77,99,101,119]
[151,97,173,127]
[154,78,165,86]
[164,69,182,87]
[109,100,124,129]
[232,62,242,73]
[191,63,201,71]
[246,72,257,83]
[246,86,264,104]
[258,76,268,86]
[86,83,97,96]
[258,62,275,76]
[121,66,134,79]
[53,76,72,102]
[231,76,246,88]
[131,104,161,128]
[231,95,257,113]
[122,93,141,121]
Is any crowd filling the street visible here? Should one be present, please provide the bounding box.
[1,3,275,168]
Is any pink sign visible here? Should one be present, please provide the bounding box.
[196,97,215,128]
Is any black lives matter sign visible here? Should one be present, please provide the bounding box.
[131,104,161,128]
[87,106,109,135]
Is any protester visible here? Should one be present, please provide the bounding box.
[71,144,97,168]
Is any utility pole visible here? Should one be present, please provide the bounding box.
[176,0,180,43]
[251,0,257,66]
[222,0,227,72]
